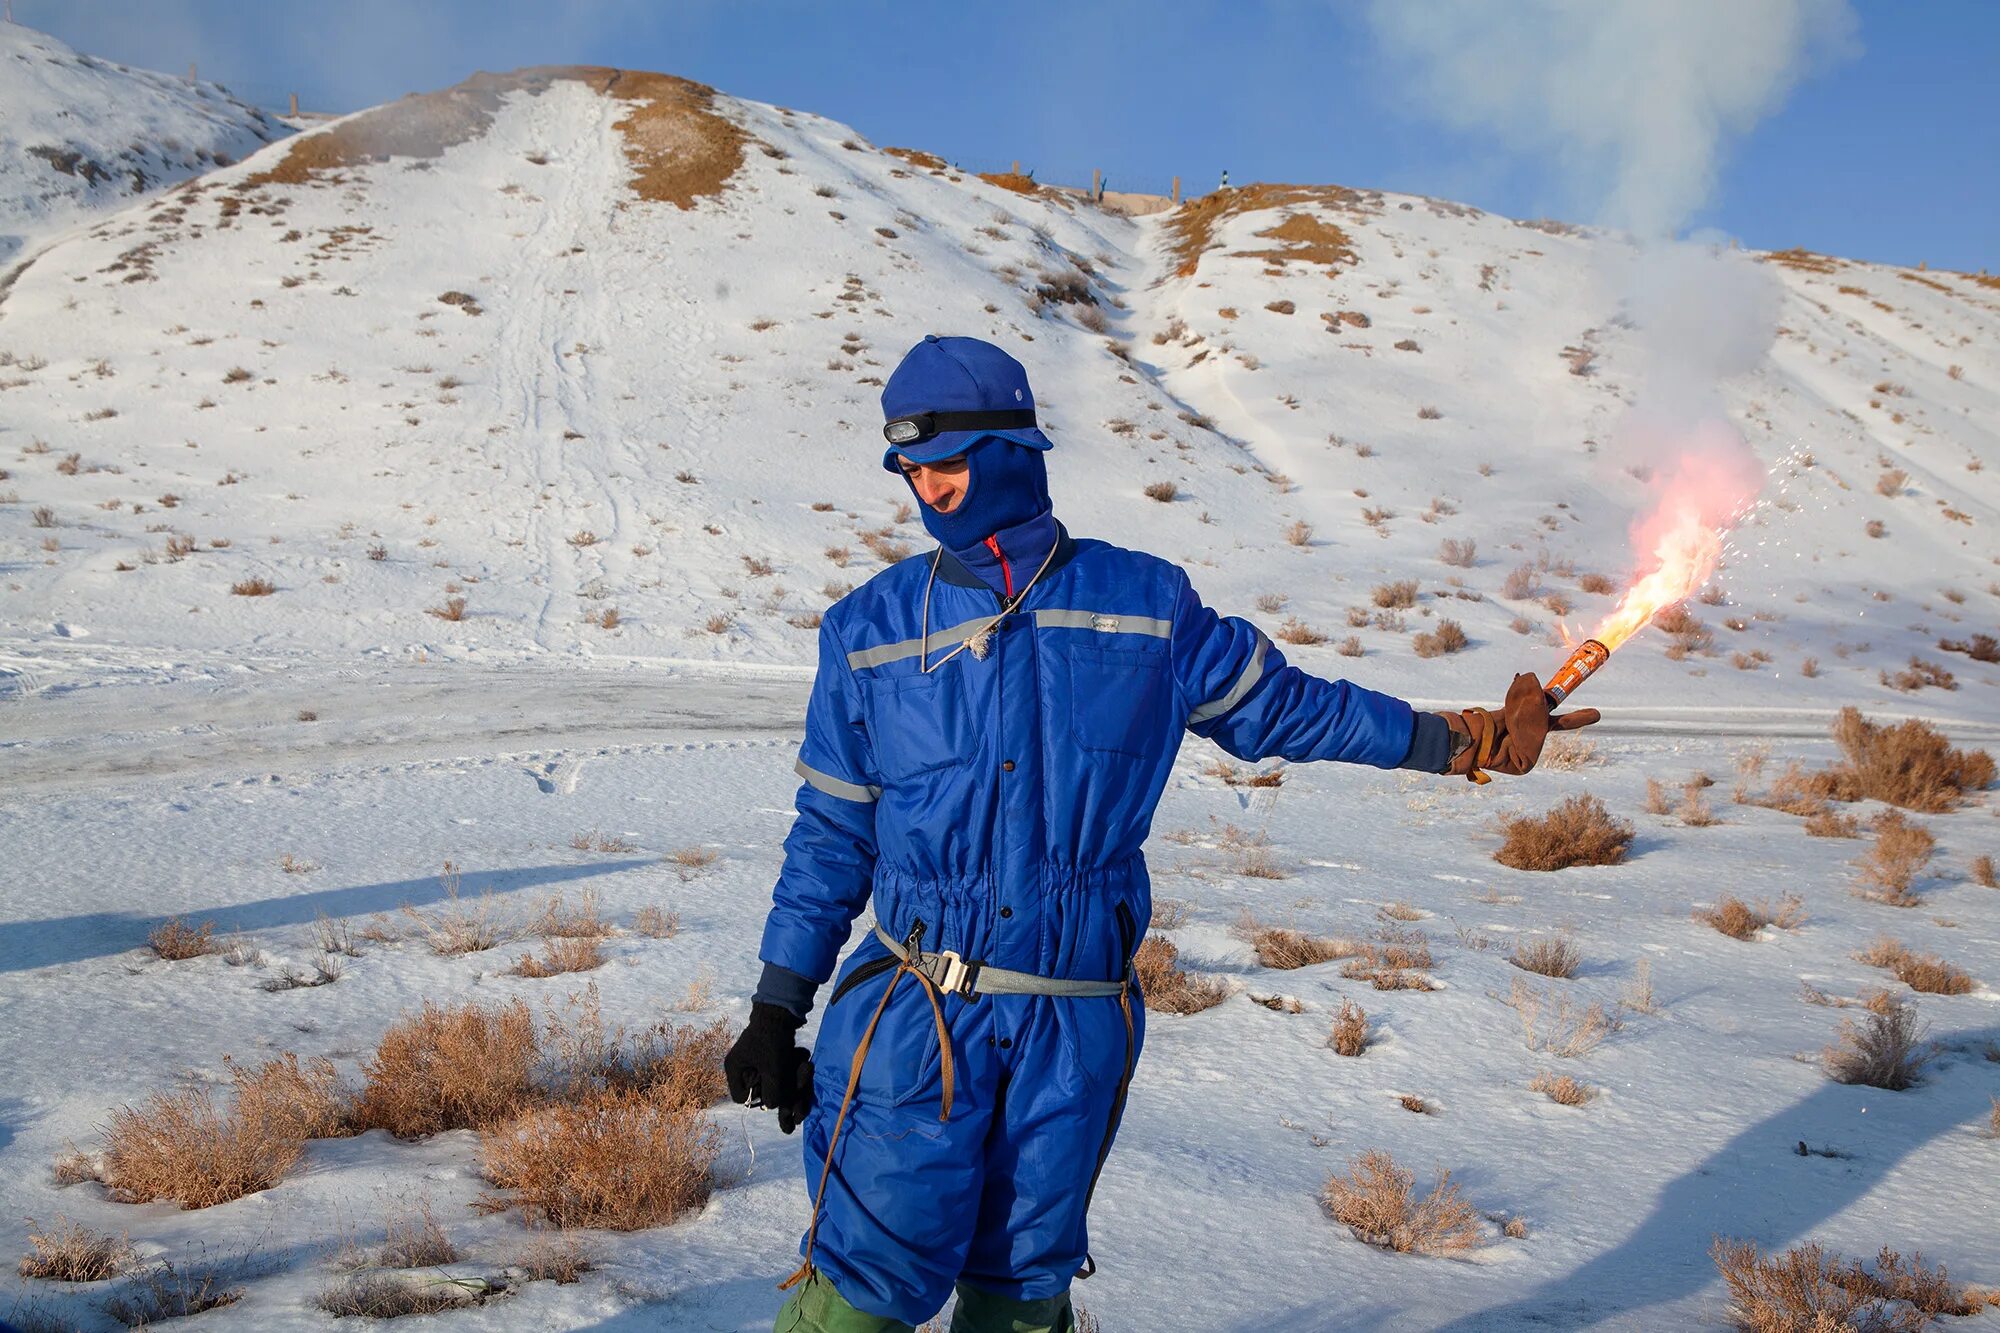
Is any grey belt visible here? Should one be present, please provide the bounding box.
[873,922,1127,998]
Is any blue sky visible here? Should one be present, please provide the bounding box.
[21,0,1997,271]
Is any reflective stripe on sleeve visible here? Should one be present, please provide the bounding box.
[1188,631,1270,725]
[1032,609,1173,638]
[795,757,880,803]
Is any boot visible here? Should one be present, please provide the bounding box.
[775,1270,914,1333]
[949,1280,1073,1333]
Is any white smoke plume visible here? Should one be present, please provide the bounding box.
[1362,0,1858,238]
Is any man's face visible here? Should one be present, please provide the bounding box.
[896,453,971,514]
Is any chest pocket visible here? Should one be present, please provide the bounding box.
[861,668,978,781]
[1066,643,1175,757]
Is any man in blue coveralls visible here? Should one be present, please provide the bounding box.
[726,335,1599,1332]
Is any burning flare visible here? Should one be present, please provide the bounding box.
[1567,428,1765,657]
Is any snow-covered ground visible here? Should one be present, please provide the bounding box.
[3,30,1999,1333]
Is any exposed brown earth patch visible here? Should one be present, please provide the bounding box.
[978,171,1048,198]
[1163,183,1369,279]
[884,146,949,172]
[244,66,743,210]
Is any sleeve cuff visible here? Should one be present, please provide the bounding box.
[752,960,820,1019]
[1400,711,1453,773]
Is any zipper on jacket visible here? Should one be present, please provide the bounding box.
[983,535,1016,602]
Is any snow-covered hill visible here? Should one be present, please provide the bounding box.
[0,22,288,270]
[4,44,2000,1333]
[0,54,1994,725]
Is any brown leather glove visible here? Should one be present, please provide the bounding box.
[1438,672,1600,784]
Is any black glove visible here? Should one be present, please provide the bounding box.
[725,1001,815,1134]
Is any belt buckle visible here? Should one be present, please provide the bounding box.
[933,949,974,996]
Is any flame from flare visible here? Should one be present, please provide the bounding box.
[1572,426,1765,652]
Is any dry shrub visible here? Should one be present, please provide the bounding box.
[1529,1071,1593,1107]
[513,936,606,978]
[401,862,512,954]
[354,1000,538,1138]
[670,845,718,872]
[535,890,613,939]
[1132,935,1228,1014]
[1676,780,1720,826]
[379,1198,459,1268]
[230,1051,351,1142]
[1620,959,1658,1014]
[1643,778,1673,815]
[1822,708,1994,811]
[148,916,216,960]
[1276,617,1328,646]
[1338,928,1437,990]
[229,577,276,597]
[1412,619,1468,658]
[1510,935,1580,978]
[1822,994,1932,1090]
[101,1255,244,1326]
[1438,538,1476,567]
[1854,937,1975,995]
[1329,1000,1369,1056]
[1972,855,1996,888]
[1235,912,1361,969]
[1855,811,1935,905]
[1881,656,1956,692]
[1938,633,2000,663]
[105,1086,302,1209]
[634,904,679,938]
[1694,893,1805,941]
[1540,735,1602,770]
[18,1216,130,1281]
[1372,579,1418,608]
[1711,1237,1975,1331]
[429,594,468,622]
[1143,480,1178,503]
[479,1085,719,1230]
[1321,1151,1481,1255]
[1805,810,1860,838]
[1495,796,1633,871]
[518,1233,594,1284]
[1502,978,1619,1058]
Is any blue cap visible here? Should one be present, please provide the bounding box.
[879,335,1053,471]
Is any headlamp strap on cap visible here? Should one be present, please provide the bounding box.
[884,408,1037,447]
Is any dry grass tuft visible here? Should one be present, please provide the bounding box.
[1539,735,1603,770]
[229,576,276,597]
[1509,934,1580,978]
[1372,579,1418,609]
[1805,810,1860,838]
[1235,912,1361,970]
[401,862,513,954]
[1529,1071,1593,1107]
[1502,978,1620,1058]
[1711,1237,1976,1331]
[1694,893,1805,941]
[479,1085,719,1230]
[148,916,216,960]
[1855,811,1935,905]
[101,1255,245,1325]
[518,1233,595,1284]
[1973,855,1997,888]
[1133,934,1229,1014]
[534,890,614,939]
[378,1198,459,1268]
[512,936,606,978]
[633,904,679,938]
[18,1216,130,1281]
[315,1273,481,1318]
[1322,1151,1481,1255]
[1854,937,1975,995]
[1328,1000,1369,1056]
[1822,993,1932,1090]
[354,1000,539,1139]
[1495,796,1633,871]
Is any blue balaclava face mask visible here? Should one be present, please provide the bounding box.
[905,434,1052,551]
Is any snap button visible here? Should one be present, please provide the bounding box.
[998,1037,1012,1050]
[1002,760,1016,772]
[999,906,1013,919]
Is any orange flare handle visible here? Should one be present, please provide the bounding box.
[1544,639,1610,708]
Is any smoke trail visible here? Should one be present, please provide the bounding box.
[1362,0,1857,238]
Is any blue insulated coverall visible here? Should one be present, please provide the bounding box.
[761,531,1415,1323]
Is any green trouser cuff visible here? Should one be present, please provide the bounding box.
[774,1271,913,1333]
[950,1280,1073,1333]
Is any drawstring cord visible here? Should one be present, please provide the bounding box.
[917,538,1059,673]
[781,926,957,1293]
